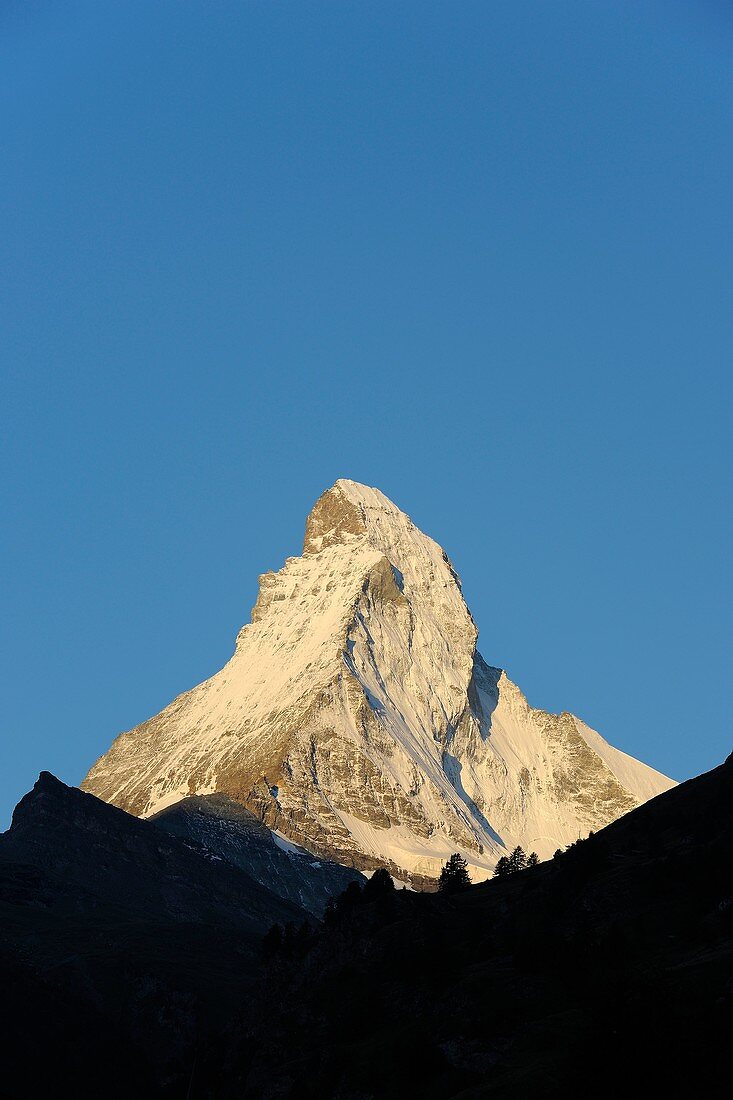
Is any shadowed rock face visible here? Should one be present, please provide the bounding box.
[150,793,364,916]
[82,480,675,881]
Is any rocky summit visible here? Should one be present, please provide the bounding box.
[82,480,674,882]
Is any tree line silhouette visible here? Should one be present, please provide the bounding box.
[263,848,549,957]
[493,845,539,877]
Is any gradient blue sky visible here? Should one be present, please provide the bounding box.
[2,2,731,825]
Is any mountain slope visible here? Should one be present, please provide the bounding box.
[151,793,364,916]
[83,480,674,880]
[1,771,304,931]
[0,772,308,1096]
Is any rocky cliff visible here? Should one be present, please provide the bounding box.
[83,480,674,881]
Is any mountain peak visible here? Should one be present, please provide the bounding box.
[302,480,411,557]
[8,769,142,840]
[303,481,369,556]
[82,483,675,881]
[35,769,64,792]
[12,770,82,823]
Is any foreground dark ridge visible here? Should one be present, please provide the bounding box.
[205,754,733,1098]
[0,773,308,1094]
[1,757,730,1097]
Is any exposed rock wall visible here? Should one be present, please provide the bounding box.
[83,480,675,881]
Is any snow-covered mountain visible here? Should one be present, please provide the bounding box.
[83,480,674,882]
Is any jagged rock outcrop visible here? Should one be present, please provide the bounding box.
[83,480,674,881]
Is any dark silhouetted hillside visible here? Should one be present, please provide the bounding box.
[218,754,733,1098]
[1,758,730,1097]
[0,773,306,1096]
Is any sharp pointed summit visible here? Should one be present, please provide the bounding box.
[83,481,674,882]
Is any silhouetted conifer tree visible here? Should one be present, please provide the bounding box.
[493,856,510,878]
[495,847,537,877]
[508,846,527,873]
[363,867,395,901]
[334,880,363,916]
[438,853,471,893]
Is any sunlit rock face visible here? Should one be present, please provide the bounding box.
[83,480,674,882]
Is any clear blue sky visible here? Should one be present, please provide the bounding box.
[1,2,731,825]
